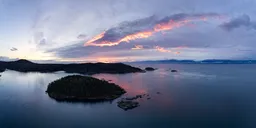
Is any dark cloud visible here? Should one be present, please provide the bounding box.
[157,13,218,23]
[77,34,87,39]
[47,13,221,59]
[86,13,220,46]
[220,14,256,31]
[47,42,135,58]
[33,31,47,46]
[10,47,18,51]
[47,32,213,59]
[39,38,47,46]
[46,11,256,60]
[49,25,256,60]
[97,15,157,42]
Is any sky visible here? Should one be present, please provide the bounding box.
[0,0,256,62]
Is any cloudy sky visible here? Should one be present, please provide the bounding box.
[0,0,256,62]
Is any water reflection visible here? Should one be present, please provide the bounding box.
[156,69,170,78]
[1,64,256,128]
[93,73,149,96]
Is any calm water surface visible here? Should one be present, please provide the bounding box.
[0,64,256,128]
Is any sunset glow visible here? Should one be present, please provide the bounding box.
[84,16,218,47]
[154,19,191,32]
[154,46,172,53]
[85,32,106,46]
[85,31,154,47]
[1,1,255,126]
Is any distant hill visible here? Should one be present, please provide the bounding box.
[131,59,256,64]
[0,59,144,74]
[200,59,256,64]
[14,59,35,64]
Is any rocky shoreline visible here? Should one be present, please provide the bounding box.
[117,94,152,111]
[145,67,156,71]
[117,100,140,111]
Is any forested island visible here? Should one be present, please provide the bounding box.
[46,75,126,102]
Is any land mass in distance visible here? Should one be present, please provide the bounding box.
[0,59,144,74]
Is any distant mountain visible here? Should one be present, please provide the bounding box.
[130,59,196,64]
[0,59,143,74]
[200,59,256,64]
[131,59,256,64]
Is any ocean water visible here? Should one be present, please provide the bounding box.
[0,64,256,128]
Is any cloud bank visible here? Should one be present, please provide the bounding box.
[220,14,256,31]
[84,13,221,47]
[2,0,256,61]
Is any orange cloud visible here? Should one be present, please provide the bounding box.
[154,19,191,32]
[84,14,221,47]
[85,31,153,47]
[85,32,106,46]
[154,46,172,53]
[154,46,186,54]
[85,20,192,47]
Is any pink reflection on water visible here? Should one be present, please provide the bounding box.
[92,72,174,110]
[92,74,148,96]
